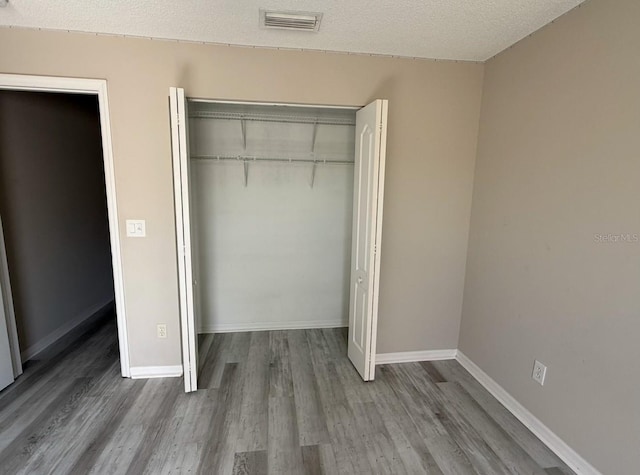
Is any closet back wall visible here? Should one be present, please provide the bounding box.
[190,109,355,331]
[0,27,483,367]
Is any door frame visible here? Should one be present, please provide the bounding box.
[0,73,131,378]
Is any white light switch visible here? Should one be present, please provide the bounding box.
[126,219,146,237]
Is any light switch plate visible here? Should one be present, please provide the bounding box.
[126,219,146,237]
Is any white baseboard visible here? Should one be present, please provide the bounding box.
[20,299,114,362]
[376,349,458,364]
[199,319,348,333]
[456,351,601,475]
[129,365,183,379]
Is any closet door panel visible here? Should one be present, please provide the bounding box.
[170,87,198,393]
[348,99,388,382]
[0,214,20,386]
[0,294,15,391]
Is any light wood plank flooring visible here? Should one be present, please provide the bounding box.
[0,318,574,474]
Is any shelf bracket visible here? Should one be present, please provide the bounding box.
[311,121,319,154]
[240,118,247,151]
[309,160,317,189]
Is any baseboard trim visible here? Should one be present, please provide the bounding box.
[376,349,458,364]
[129,365,183,379]
[199,320,348,333]
[20,299,114,362]
[456,351,601,475]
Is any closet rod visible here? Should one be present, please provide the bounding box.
[191,155,355,165]
[189,112,355,127]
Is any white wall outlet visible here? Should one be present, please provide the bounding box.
[157,324,167,339]
[126,219,146,237]
[532,360,547,385]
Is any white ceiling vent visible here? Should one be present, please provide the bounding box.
[259,9,322,32]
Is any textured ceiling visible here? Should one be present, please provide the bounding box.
[0,0,585,61]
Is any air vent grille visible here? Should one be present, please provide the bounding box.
[260,10,322,32]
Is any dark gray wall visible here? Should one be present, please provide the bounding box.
[0,91,114,357]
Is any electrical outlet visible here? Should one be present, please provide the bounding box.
[157,324,167,339]
[532,360,547,385]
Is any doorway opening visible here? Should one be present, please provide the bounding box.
[170,89,388,392]
[0,75,129,392]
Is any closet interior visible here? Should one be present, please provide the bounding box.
[187,101,358,334]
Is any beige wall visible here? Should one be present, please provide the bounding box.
[0,91,114,356]
[0,28,484,367]
[460,0,640,473]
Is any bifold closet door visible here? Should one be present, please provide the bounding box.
[348,99,388,382]
[169,87,198,393]
[0,214,19,391]
[0,294,15,391]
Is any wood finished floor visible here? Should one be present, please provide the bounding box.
[0,319,574,475]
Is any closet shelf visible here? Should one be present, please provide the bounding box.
[189,111,356,127]
[191,154,355,165]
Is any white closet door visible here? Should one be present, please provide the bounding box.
[170,87,198,393]
[0,294,15,391]
[0,215,20,390]
[348,99,388,381]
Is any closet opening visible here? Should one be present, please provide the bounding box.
[170,90,388,392]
